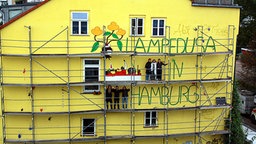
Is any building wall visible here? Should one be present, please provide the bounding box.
[0,0,240,143]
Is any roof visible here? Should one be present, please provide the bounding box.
[0,0,50,30]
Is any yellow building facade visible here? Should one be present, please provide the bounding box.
[0,0,240,143]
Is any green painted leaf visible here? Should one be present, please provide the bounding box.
[91,42,99,52]
[104,31,111,37]
[117,40,123,51]
[112,33,119,39]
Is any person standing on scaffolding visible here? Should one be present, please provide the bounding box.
[113,85,121,109]
[151,59,157,80]
[156,58,167,80]
[121,86,130,109]
[145,58,152,80]
[105,85,113,109]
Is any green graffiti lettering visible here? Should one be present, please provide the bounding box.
[169,86,180,105]
[150,87,161,97]
[135,38,146,52]
[148,39,160,53]
[172,59,184,79]
[169,38,176,54]
[160,86,170,105]
[205,36,216,52]
[177,38,188,53]
[186,38,196,53]
[138,86,151,105]
[132,86,141,105]
[196,36,205,52]
[187,85,199,103]
[161,38,170,53]
[135,85,199,106]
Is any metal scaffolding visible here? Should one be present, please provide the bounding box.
[0,25,235,144]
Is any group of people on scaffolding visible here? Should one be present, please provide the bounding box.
[105,85,130,109]
[145,58,167,81]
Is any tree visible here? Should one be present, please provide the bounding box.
[236,0,256,48]
[228,83,246,144]
[235,0,256,92]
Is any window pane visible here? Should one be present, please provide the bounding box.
[83,119,95,135]
[152,112,156,117]
[145,119,150,126]
[159,20,165,27]
[146,112,150,118]
[153,20,158,27]
[84,85,99,90]
[138,27,143,35]
[152,119,156,125]
[153,28,158,35]
[85,68,98,81]
[85,60,99,65]
[138,19,143,26]
[9,9,22,19]
[81,21,88,34]
[131,26,135,35]
[132,19,136,26]
[72,21,79,34]
[159,28,164,35]
[72,12,87,20]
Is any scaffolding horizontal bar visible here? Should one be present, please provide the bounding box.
[3,105,231,115]
[0,50,233,57]
[1,77,232,87]
[4,130,230,143]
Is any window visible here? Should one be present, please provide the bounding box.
[145,111,157,127]
[9,9,22,19]
[152,19,165,36]
[82,118,95,136]
[71,12,88,35]
[185,141,193,144]
[84,59,100,92]
[130,18,144,36]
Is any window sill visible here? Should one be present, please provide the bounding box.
[81,134,97,137]
[144,125,158,128]
[129,35,145,37]
[71,34,90,36]
[81,92,102,95]
[150,36,166,38]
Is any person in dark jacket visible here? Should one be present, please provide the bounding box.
[105,85,113,109]
[145,58,152,80]
[121,86,130,109]
[113,86,121,109]
[156,58,167,80]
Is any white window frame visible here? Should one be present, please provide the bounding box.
[130,18,144,36]
[71,11,89,35]
[83,59,100,92]
[144,111,157,127]
[82,118,96,136]
[152,18,166,37]
[185,141,193,144]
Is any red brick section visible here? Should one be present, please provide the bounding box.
[0,0,50,30]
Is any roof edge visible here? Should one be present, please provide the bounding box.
[0,0,50,30]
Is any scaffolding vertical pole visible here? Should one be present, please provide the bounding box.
[0,30,6,144]
[228,25,235,144]
[102,25,107,144]
[197,25,203,144]
[66,26,71,144]
[26,25,35,144]
[165,25,170,144]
